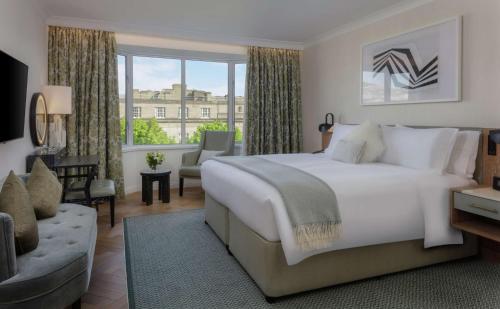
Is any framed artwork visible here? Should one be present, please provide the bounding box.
[361,17,461,105]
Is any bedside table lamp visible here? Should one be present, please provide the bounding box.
[42,86,72,149]
[489,129,500,190]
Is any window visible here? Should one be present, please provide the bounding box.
[119,49,246,146]
[186,60,228,144]
[178,107,189,119]
[200,107,210,119]
[133,56,181,145]
[155,107,166,119]
[133,107,141,118]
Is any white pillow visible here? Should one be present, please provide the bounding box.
[380,126,458,173]
[197,150,224,165]
[329,140,366,164]
[447,131,480,178]
[343,121,385,163]
[324,123,357,156]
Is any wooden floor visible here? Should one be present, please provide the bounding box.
[81,187,205,309]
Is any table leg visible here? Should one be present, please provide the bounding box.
[145,178,153,206]
[158,180,163,201]
[141,176,146,202]
[164,175,170,203]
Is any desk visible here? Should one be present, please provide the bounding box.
[54,155,99,198]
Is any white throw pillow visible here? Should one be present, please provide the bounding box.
[324,123,357,156]
[380,126,458,173]
[343,121,385,163]
[329,140,366,164]
[447,131,480,178]
[197,150,224,165]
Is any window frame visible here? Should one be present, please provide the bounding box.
[155,107,166,119]
[118,45,246,149]
[132,106,141,118]
[200,107,210,119]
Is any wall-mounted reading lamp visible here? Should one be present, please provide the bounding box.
[488,129,500,156]
[489,130,500,190]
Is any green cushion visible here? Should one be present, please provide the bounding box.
[179,166,201,178]
[0,172,39,255]
[26,158,62,219]
[65,179,115,201]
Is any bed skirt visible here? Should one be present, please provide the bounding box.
[204,193,478,298]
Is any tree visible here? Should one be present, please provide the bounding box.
[120,118,177,144]
[187,121,243,144]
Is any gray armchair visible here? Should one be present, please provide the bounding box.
[179,131,235,196]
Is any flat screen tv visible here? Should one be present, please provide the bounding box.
[0,50,29,143]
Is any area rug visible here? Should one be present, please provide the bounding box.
[124,209,500,309]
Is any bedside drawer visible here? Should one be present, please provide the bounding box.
[454,192,500,221]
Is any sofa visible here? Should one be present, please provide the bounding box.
[0,176,97,309]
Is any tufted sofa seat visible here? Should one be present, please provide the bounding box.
[0,203,97,309]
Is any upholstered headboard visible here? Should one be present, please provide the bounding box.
[320,126,498,185]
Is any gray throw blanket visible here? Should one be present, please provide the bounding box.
[211,156,342,250]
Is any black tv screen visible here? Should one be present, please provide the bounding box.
[0,50,28,143]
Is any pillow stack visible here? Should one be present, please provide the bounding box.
[446,131,481,178]
[379,126,458,174]
[324,122,474,176]
[325,121,385,164]
[0,159,62,255]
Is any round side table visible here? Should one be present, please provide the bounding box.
[140,168,171,206]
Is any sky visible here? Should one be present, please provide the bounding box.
[118,56,246,97]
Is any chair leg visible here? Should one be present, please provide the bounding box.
[179,177,184,196]
[72,297,81,309]
[110,196,115,228]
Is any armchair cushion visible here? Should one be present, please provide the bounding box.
[26,158,62,219]
[65,179,116,201]
[179,166,201,178]
[197,150,224,165]
[182,150,201,166]
[0,172,38,255]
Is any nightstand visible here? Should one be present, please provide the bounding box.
[451,186,500,262]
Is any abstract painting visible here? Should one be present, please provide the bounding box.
[361,17,461,105]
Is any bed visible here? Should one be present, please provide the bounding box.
[201,126,489,300]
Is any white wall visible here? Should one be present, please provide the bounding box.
[0,0,47,177]
[302,0,500,152]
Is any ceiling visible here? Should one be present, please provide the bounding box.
[38,0,423,47]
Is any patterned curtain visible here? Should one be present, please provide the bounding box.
[245,46,303,155]
[48,26,124,198]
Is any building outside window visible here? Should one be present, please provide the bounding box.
[133,107,141,118]
[178,107,189,119]
[119,51,246,146]
[155,107,166,119]
[200,107,210,119]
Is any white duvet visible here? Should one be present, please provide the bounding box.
[201,153,475,265]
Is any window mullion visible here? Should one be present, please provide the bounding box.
[181,59,186,144]
[228,62,235,131]
[125,55,134,145]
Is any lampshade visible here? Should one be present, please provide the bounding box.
[42,85,72,115]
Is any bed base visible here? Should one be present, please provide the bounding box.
[205,194,478,299]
